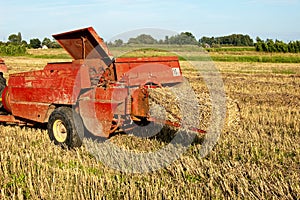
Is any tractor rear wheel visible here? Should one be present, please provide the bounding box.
[48,107,84,148]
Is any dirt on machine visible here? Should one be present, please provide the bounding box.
[0,27,205,148]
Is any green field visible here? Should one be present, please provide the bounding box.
[0,47,299,199]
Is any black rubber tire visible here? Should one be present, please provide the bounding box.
[0,72,7,108]
[48,107,84,148]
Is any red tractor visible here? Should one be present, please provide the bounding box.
[0,27,202,148]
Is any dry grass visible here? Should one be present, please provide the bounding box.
[27,49,67,56]
[1,56,71,80]
[0,50,299,199]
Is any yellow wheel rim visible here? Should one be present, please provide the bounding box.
[53,119,67,143]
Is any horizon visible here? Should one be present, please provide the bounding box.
[1,30,298,45]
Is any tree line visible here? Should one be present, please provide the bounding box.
[2,32,61,49]
[108,32,199,46]
[199,34,254,47]
[1,31,300,56]
[255,37,300,53]
[0,32,61,55]
[110,33,255,47]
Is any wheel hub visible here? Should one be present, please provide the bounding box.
[53,119,67,143]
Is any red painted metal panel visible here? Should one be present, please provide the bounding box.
[8,63,82,105]
[52,27,113,66]
[94,87,128,102]
[79,99,115,137]
[9,102,50,123]
[4,62,86,122]
[114,56,183,86]
[78,87,128,137]
[131,87,149,118]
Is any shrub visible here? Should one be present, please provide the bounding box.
[0,44,27,56]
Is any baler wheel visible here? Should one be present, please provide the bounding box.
[0,72,6,108]
[53,119,67,143]
[48,107,84,148]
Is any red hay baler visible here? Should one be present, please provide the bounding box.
[0,27,203,148]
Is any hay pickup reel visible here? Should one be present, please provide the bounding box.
[0,27,205,147]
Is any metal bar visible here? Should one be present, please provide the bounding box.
[148,117,206,134]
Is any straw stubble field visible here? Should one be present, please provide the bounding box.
[0,49,299,199]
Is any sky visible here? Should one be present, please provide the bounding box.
[0,0,299,42]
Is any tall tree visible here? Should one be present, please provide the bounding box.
[168,32,198,45]
[266,39,276,52]
[114,39,123,47]
[256,36,263,43]
[29,38,41,49]
[17,32,22,43]
[42,37,52,48]
[8,33,22,44]
[255,42,263,52]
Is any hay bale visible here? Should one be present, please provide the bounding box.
[148,86,241,131]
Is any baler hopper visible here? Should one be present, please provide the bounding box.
[0,27,204,148]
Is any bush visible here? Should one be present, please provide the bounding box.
[0,44,27,56]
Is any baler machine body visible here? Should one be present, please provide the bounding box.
[0,27,186,143]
